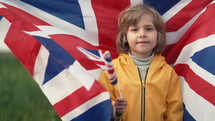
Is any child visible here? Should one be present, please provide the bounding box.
[99,4,184,121]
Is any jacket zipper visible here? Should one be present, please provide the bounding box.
[137,67,149,121]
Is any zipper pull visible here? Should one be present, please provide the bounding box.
[141,81,145,88]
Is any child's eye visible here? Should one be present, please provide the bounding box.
[131,28,138,31]
[128,26,138,32]
[146,27,154,31]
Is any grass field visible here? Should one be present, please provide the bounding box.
[0,53,61,121]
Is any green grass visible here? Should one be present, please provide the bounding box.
[0,54,61,121]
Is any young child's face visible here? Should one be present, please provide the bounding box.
[126,14,157,59]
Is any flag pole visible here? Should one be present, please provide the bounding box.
[117,84,123,98]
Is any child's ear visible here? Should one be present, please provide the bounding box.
[123,36,127,42]
[123,40,128,44]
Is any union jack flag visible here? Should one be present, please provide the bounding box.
[0,0,215,121]
[77,47,117,85]
[159,0,215,121]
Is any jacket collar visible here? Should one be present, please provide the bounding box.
[118,53,166,69]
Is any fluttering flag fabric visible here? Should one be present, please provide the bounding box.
[159,0,215,120]
[164,1,215,120]
[0,0,113,121]
[0,0,215,121]
[77,47,117,85]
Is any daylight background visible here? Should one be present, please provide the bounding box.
[0,42,61,121]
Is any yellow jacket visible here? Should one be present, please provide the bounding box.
[99,54,183,121]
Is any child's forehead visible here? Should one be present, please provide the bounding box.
[127,14,154,26]
[127,13,153,21]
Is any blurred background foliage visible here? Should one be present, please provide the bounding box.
[0,53,61,121]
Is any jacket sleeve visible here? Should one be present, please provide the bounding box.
[99,70,123,120]
[98,70,117,103]
[165,68,184,121]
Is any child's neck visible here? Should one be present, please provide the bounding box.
[130,52,153,59]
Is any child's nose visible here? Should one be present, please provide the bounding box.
[139,29,146,38]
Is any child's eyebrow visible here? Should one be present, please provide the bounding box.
[129,25,137,27]
[130,24,154,27]
[145,24,155,27]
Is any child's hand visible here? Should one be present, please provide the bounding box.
[114,97,128,116]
